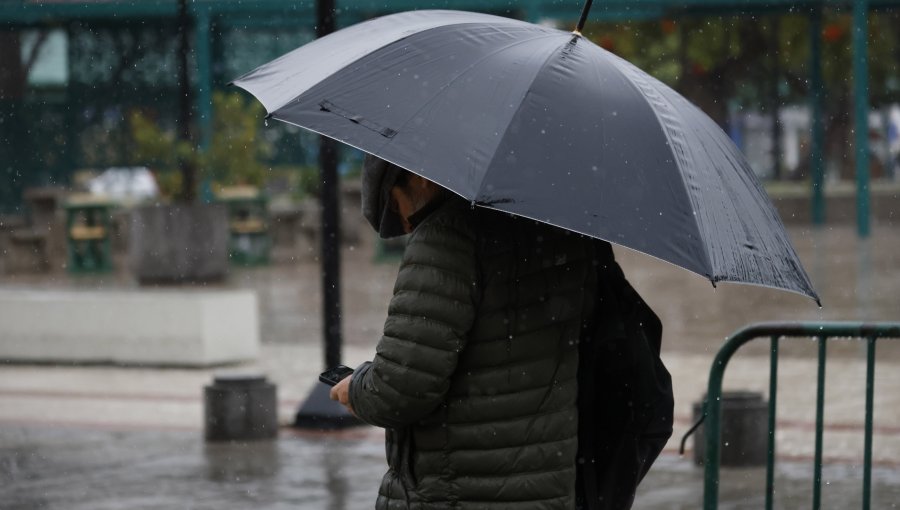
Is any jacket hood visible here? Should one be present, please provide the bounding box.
[361,154,406,239]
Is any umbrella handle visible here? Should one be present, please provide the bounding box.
[575,0,594,35]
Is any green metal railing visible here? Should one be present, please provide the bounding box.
[683,321,900,510]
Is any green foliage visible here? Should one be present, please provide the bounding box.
[128,90,271,198]
[206,92,270,187]
[582,19,682,86]
[582,11,899,179]
[583,11,900,108]
[295,164,322,198]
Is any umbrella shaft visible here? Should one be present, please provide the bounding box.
[576,0,594,34]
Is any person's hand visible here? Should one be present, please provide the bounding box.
[329,375,355,416]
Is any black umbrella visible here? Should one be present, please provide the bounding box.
[233,7,819,303]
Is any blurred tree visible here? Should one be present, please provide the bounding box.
[0,29,54,212]
[205,92,270,188]
[583,16,776,126]
[583,10,900,180]
[128,91,271,199]
[776,12,899,179]
[0,29,50,100]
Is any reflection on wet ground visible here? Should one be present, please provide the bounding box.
[0,427,383,510]
[2,426,899,509]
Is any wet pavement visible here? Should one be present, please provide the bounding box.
[1,222,900,508]
[2,425,899,509]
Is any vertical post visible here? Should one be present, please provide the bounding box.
[177,0,196,203]
[678,21,689,94]
[703,393,722,510]
[194,9,213,151]
[320,135,342,370]
[63,24,77,190]
[700,328,757,510]
[316,0,342,372]
[809,8,826,225]
[852,0,871,237]
[863,336,877,510]
[765,335,780,510]
[812,336,827,510]
[770,16,782,181]
[293,0,358,430]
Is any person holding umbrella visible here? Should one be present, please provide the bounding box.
[328,154,670,509]
[234,4,818,509]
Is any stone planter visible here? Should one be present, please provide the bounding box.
[0,289,259,366]
[130,203,229,283]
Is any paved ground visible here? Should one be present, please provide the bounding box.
[2,424,900,510]
[1,223,899,508]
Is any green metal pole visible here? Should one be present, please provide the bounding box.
[194,9,213,151]
[863,336,877,510]
[770,16,782,181]
[852,0,871,238]
[812,336,827,510]
[765,335,780,510]
[703,373,723,509]
[809,8,825,225]
[696,323,900,510]
[701,329,757,510]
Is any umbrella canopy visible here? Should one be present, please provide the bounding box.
[233,9,819,303]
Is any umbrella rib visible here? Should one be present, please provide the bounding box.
[474,36,717,283]
[476,35,583,201]
[265,20,554,114]
[604,54,716,281]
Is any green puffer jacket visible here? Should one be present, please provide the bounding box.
[350,196,600,509]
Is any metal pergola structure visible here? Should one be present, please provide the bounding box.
[3,0,896,235]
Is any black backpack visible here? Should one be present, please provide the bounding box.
[576,246,674,510]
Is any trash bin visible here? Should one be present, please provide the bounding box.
[204,374,278,441]
[692,391,768,467]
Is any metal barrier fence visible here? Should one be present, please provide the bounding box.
[682,322,900,510]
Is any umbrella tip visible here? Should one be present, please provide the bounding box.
[575,0,594,34]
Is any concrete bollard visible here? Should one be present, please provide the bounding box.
[692,391,768,467]
[204,374,278,441]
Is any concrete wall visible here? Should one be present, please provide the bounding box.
[0,289,259,366]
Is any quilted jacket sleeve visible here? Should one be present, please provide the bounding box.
[349,205,479,429]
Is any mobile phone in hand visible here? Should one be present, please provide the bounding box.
[319,365,354,386]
